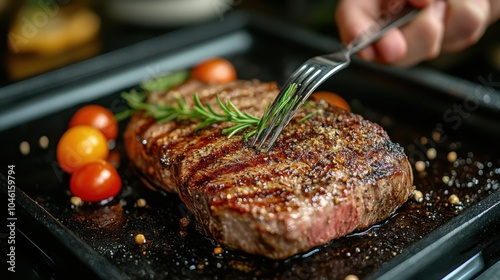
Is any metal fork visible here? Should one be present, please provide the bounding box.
[252,5,420,152]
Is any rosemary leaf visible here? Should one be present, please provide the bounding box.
[141,71,189,92]
[117,81,314,141]
[224,123,251,138]
[254,83,298,138]
[299,111,319,123]
[243,130,257,142]
[114,109,134,122]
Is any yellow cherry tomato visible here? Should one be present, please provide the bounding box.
[57,126,109,173]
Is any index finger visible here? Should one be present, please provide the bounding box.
[335,0,413,62]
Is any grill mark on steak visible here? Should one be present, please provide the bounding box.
[124,79,414,259]
[184,137,245,180]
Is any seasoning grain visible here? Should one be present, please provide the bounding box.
[447,151,458,163]
[213,247,223,255]
[135,234,146,245]
[448,194,460,205]
[19,141,30,155]
[415,161,426,172]
[70,196,84,207]
[413,190,424,203]
[136,198,147,208]
[442,175,450,184]
[39,136,49,149]
[426,148,437,160]
[432,131,441,142]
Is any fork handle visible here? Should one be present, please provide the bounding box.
[346,4,420,56]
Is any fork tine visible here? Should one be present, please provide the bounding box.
[250,86,290,147]
[253,63,323,150]
[251,63,311,147]
[252,86,295,149]
[262,61,348,152]
[254,5,421,152]
[261,67,325,152]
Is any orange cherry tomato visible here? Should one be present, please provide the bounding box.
[311,91,350,112]
[57,126,109,173]
[69,105,118,140]
[191,57,237,84]
[70,160,122,202]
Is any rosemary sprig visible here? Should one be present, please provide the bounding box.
[253,83,298,139]
[114,71,190,121]
[116,71,316,141]
[193,94,261,140]
[119,90,262,140]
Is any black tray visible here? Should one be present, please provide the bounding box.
[1,11,500,280]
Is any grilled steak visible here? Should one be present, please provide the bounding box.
[124,79,414,259]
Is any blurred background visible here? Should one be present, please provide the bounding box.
[1,0,500,88]
[0,0,320,85]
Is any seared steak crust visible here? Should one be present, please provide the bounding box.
[124,79,414,259]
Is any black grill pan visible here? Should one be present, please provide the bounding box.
[1,11,499,280]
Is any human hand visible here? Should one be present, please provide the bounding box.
[335,0,500,66]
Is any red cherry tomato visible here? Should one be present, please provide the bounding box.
[70,160,122,202]
[57,126,109,173]
[69,105,118,140]
[311,91,351,112]
[191,58,237,84]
